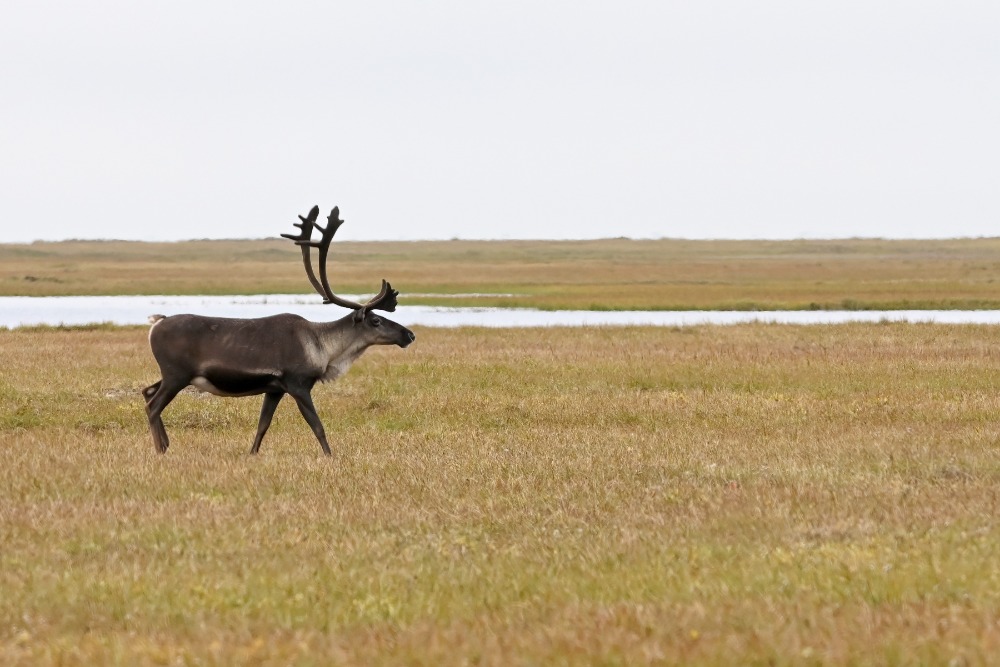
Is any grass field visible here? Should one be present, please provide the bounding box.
[2,322,999,664]
[5,237,1000,310]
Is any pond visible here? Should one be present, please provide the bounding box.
[3,295,1000,329]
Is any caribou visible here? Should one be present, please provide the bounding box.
[142,205,415,455]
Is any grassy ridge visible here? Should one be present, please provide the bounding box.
[2,324,999,664]
[4,237,1000,310]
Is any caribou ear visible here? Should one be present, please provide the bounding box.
[352,309,365,325]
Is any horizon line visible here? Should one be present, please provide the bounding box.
[4,234,1000,245]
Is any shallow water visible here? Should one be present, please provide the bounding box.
[4,295,1000,329]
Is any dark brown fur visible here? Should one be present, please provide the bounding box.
[143,311,414,455]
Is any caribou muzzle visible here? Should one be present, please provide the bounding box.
[400,328,416,348]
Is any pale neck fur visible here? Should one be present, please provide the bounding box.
[314,316,374,382]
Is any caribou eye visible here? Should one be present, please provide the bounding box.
[370,315,382,327]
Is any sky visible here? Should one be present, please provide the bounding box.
[1,1,998,243]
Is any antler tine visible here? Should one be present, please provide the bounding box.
[363,279,399,313]
[279,204,319,243]
[280,206,326,300]
[280,204,320,242]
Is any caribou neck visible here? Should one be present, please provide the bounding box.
[313,313,374,382]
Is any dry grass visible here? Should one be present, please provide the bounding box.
[5,237,1000,310]
[2,323,999,664]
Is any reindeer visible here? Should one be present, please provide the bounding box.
[142,205,415,455]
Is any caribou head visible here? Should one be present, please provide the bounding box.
[142,205,415,455]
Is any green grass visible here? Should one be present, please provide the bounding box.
[2,323,1000,664]
[5,236,1000,310]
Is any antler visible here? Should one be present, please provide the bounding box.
[283,205,399,320]
[280,205,325,299]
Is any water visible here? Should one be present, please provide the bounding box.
[3,295,1000,329]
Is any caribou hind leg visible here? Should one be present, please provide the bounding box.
[141,381,167,452]
[250,391,284,454]
[143,378,187,453]
[142,381,161,401]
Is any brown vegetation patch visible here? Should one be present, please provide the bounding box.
[1,324,999,663]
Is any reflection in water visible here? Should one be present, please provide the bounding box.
[3,295,1000,329]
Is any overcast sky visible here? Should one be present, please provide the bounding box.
[1,1,998,243]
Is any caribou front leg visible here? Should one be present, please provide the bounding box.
[287,385,332,456]
[250,391,284,454]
